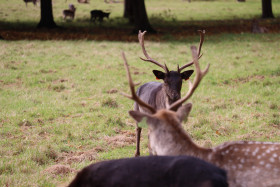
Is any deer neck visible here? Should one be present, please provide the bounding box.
[151,110,213,160]
[161,85,181,108]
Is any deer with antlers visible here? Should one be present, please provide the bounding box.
[122,46,280,186]
[132,30,205,156]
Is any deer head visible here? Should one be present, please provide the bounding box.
[137,31,205,104]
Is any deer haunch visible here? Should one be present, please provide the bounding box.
[68,156,228,187]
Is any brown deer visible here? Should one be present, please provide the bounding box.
[122,47,280,187]
[63,4,76,20]
[132,30,205,157]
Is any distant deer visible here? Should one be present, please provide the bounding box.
[68,155,228,187]
[90,10,110,23]
[122,47,280,187]
[23,0,38,7]
[63,4,76,20]
[132,30,205,156]
[77,0,89,3]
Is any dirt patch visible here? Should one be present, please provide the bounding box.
[104,130,135,148]
[233,75,265,84]
[107,88,118,94]
[43,164,76,177]
[223,75,265,85]
[57,147,104,164]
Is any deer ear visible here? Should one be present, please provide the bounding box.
[153,70,165,80]
[129,110,151,123]
[176,103,192,122]
[181,70,194,80]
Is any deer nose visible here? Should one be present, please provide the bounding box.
[170,91,180,100]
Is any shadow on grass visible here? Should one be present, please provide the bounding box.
[0,17,279,41]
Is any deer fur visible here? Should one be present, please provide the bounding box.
[123,46,280,187]
[68,156,228,187]
[63,4,76,20]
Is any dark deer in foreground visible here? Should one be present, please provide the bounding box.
[122,47,280,187]
[68,155,228,187]
[23,0,38,7]
[133,30,205,156]
[63,4,76,20]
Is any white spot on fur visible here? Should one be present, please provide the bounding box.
[240,158,245,163]
[273,153,277,158]
[257,155,262,159]
[270,157,275,163]
[266,163,272,169]
[260,161,265,165]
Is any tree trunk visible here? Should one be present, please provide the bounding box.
[124,0,156,33]
[261,0,274,18]
[37,0,57,28]
[124,0,134,23]
[132,0,156,33]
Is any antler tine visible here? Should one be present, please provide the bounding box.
[121,52,156,114]
[197,30,205,57]
[178,30,205,72]
[138,30,169,73]
[168,46,210,111]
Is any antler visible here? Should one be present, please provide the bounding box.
[138,31,169,73]
[178,30,205,72]
[121,52,156,114]
[168,45,210,111]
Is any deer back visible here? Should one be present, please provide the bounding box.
[68,156,228,187]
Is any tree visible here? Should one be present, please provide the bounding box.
[37,0,57,28]
[124,0,156,33]
[261,0,274,18]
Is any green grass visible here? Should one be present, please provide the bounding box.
[0,0,280,28]
[0,33,280,186]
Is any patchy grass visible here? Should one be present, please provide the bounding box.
[0,33,279,186]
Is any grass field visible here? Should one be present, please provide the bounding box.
[0,0,280,28]
[0,0,280,186]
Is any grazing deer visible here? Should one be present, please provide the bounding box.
[132,30,205,156]
[90,10,110,23]
[63,4,76,20]
[77,0,89,3]
[68,155,228,187]
[122,47,280,187]
[23,0,38,7]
